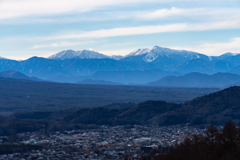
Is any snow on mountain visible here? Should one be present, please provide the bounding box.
[48,50,110,60]
[143,52,159,62]
[218,52,237,58]
[79,50,109,59]
[208,52,238,61]
[127,48,150,56]
[150,46,201,57]
[110,55,124,60]
[49,50,127,60]
[141,46,204,62]
[48,46,210,62]
[124,46,204,62]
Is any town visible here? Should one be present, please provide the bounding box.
[0,124,208,160]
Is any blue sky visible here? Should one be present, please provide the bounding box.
[0,0,240,60]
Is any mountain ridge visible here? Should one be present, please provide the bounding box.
[0,70,41,81]
[0,46,239,80]
[47,46,235,63]
[146,72,240,87]
[77,79,123,85]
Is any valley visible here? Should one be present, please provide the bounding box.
[0,77,218,111]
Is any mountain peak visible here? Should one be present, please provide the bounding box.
[208,52,238,61]
[141,46,204,62]
[221,52,237,56]
[127,48,150,56]
[48,50,109,60]
[0,70,41,81]
[48,50,77,59]
[151,46,167,50]
[151,46,198,55]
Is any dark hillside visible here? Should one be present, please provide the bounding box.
[62,107,122,125]
[12,101,179,126]
[183,86,240,124]
[152,86,240,125]
[10,86,240,135]
[102,102,136,109]
[115,101,179,125]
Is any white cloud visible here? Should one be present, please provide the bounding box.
[172,37,240,56]
[0,50,56,60]
[2,6,240,25]
[137,7,240,21]
[0,0,160,20]
[195,37,240,55]
[140,7,201,19]
[1,0,238,22]
[2,20,240,43]
[30,41,94,49]
[1,0,239,25]
[41,20,240,40]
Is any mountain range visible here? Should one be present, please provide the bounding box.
[0,70,41,81]
[48,69,182,84]
[77,79,122,85]
[147,72,240,87]
[0,46,239,84]
[3,69,240,88]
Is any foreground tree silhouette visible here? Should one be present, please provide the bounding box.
[142,120,240,160]
[218,120,240,159]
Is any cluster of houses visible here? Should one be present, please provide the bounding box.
[0,124,206,159]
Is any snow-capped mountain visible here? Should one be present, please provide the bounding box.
[0,46,240,81]
[209,52,238,61]
[110,55,124,60]
[48,50,109,60]
[122,46,208,63]
[48,46,207,62]
[48,49,125,60]
[127,48,150,56]
[142,46,206,62]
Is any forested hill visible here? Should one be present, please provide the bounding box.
[151,86,240,125]
[12,86,240,127]
[2,86,240,135]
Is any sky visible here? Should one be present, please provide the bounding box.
[0,0,240,60]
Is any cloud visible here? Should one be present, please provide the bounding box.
[139,7,202,19]
[0,50,57,60]
[1,0,237,22]
[2,19,240,43]
[172,37,240,56]
[136,7,240,21]
[30,41,94,49]
[41,20,240,40]
[0,0,160,20]
[2,6,240,25]
[195,37,240,55]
